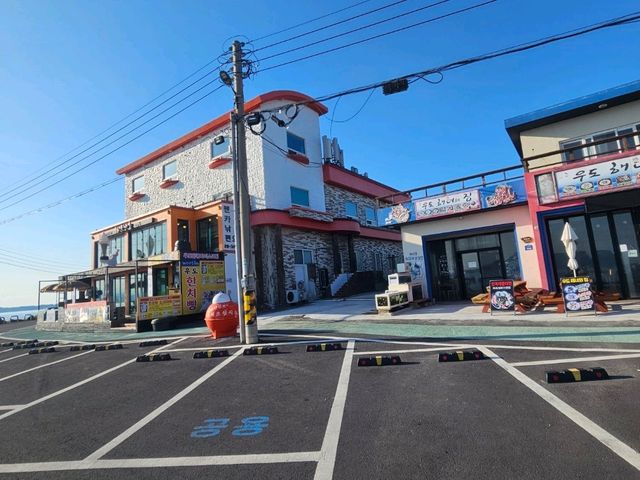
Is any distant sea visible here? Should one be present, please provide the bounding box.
[0,305,53,321]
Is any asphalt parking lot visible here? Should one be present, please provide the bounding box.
[0,329,639,479]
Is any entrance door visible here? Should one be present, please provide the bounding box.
[612,211,640,297]
[459,249,504,298]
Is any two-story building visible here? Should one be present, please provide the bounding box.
[506,80,640,298]
[76,90,403,317]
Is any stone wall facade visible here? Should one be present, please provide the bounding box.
[324,184,380,225]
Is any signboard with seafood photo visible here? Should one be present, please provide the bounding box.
[555,154,640,200]
[560,276,595,313]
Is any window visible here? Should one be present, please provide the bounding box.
[286,132,306,155]
[128,272,147,314]
[162,160,177,180]
[211,136,230,158]
[177,219,190,247]
[130,222,167,260]
[365,207,377,226]
[560,123,640,162]
[132,175,144,193]
[345,201,357,218]
[94,279,105,300]
[290,186,310,207]
[108,235,124,264]
[196,216,218,253]
[294,249,313,264]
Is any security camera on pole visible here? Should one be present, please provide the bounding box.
[226,40,258,344]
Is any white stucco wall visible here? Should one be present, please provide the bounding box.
[260,104,326,211]
[521,100,640,169]
[400,205,541,292]
[123,100,323,219]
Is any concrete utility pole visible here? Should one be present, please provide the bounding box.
[230,111,245,344]
[231,40,259,344]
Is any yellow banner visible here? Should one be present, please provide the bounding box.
[138,294,182,321]
[181,260,225,314]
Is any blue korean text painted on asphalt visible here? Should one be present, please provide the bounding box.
[191,416,269,438]
[190,418,230,438]
[232,416,270,436]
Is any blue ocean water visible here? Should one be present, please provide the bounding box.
[0,310,38,321]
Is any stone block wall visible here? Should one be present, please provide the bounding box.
[324,184,379,225]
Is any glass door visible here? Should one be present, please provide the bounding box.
[460,252,482,298]
[612,211,640,298]
[589,214,622,293]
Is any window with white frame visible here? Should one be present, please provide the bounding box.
[286,132,306,155]
[560,123,640,162]
[365,206,377,226]
[290,186,310,207]
[294,249,313,265]
[132,175,144,193]
[211,136,230,158]
[345,201,357,218]
[162,160,177,180]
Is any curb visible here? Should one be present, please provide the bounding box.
[244,346,279,355]
[193,350,230,359]
[439,350,485,362]
[136,353,172,362]
[546,367,609,383]
[95,344,124,351]
[139,340,168,347]
[306,343,343,352]
[357,355,401,367]
[28,347,56,355]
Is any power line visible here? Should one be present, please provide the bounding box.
[254,10,640,112]
[0,258,66,275]
[0,248,86,270]
[257,0,496,72]
[251,0,375,43]
[0,85,225,212]
[0,176,122,226]
[0,253,83,273]
[0,68,222,204]
[254,0,409,53]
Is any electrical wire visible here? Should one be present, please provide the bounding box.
[0,85,225,212]
[0,258,66,275]
[0,248,86,270]
[251,0,375,43]
[0,253,83,273]
[257,0,496,72]
[254,10,640,112]
[331,88,376,124]
[254,0,409,53]
[0,68,223,204]
[0,177,122,226]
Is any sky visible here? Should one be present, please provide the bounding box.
[1,0,639,306]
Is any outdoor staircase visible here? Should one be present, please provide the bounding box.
[333,271,376,298]
[329,273,352,296]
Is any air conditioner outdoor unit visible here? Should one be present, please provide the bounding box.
[286,290,300,304]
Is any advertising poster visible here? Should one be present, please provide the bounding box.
[138,294,182,321]
[64,301,108,324]
[180,252,225,314]
[560,277,595,312]
[489,280,515,312]
[555,155,640,200]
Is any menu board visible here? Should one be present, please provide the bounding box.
[489,280,515,312]
[560,277,595,312]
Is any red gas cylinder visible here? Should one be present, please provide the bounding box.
[204,292,238,339]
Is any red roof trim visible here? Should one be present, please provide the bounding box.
[250,209,400,241]
[322,163,408,201]
[116,91,328,175]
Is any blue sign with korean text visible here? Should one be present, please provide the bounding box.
[555,154,640,200]
[378,178,526,226]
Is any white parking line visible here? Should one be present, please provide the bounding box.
[0,352,29,364]
[314,340,355,480]
[0,349,13,354]
[0,405,23,411]
[83,346,245,462]
[354,346,467,356]
[510,352,640,367]
[0,337,187,422]
[0,451,321,474]
[480,346,640,472]
[0,350,94,383]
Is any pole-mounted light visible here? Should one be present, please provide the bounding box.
[219,70,233,86]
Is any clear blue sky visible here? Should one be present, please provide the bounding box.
[1,0,639,306]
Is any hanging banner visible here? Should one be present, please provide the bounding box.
[180,252,225,314]
[414,190,481,220]
[560,277,595,312]
[489,280,515,312]
[138,294,182,321]
[555,154,640,200]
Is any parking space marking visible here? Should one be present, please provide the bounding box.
[0,337,187,422]
[83,346,245,462]
[0,451,321,474]
[0,405,23,411]
[0,350,94,383]
[511,352,640,367]
[314,339,355,480]
[354,346,467,356]
[480,346,640,472]
[484,344,640,353]
[0,352,28,364]
[0,349,13,354]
